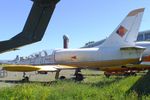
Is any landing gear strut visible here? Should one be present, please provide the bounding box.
[55,70,66,80]
[22,72,29,82]
[74,69,84,81]
[55,70,60,79]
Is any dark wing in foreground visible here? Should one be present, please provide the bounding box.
[0,0,59,53]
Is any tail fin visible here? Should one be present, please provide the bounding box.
[14,55,19,61]
[101,8,145,47]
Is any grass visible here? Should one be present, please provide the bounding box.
[0,71,150,100]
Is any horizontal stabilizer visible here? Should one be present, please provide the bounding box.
[120,46,146,51]
[120,46,145,60]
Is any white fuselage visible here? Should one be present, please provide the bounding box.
[53,47,141,68]
[53,42,150,68]
[6,42,150,69]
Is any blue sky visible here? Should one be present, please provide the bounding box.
[0,0,150,59]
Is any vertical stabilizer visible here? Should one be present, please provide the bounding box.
[101,8,145,47]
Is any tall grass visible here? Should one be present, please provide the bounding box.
[0,83,51,100]
[0,75,150,100]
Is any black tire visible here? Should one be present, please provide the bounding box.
[75,74,84,81]
[131,72,137,76]
[105,74,110,78]
[59,76,66,80]
[22,76,29,82]
[104,72,110,78]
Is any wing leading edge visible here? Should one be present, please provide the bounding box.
[2,64,77,72]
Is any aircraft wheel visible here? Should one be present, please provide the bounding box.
[59,76,66,80]
[130,72,137,76]
[104,72,110,78]
[75,73,84,81]
[124,73,129,76]
[105,74,110,78]
[134,73,137,76]
[22,76,29,82]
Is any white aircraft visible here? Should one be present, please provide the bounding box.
[1,8,148,81]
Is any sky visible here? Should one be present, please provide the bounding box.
[0,0,150,60]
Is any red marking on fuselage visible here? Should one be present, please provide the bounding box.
[71,56,77,60]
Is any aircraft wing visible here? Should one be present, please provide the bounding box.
[3,63,149,73]
[2,64,41,72]
[0,0,59,53]
[53,65,77,70]
[2,64,77,72]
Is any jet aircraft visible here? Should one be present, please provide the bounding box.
[1,8,148,81]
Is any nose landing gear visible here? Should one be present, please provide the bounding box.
[22,72,29,82]
[74,69,84,81]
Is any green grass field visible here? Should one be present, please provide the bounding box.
[0,71,150,100]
